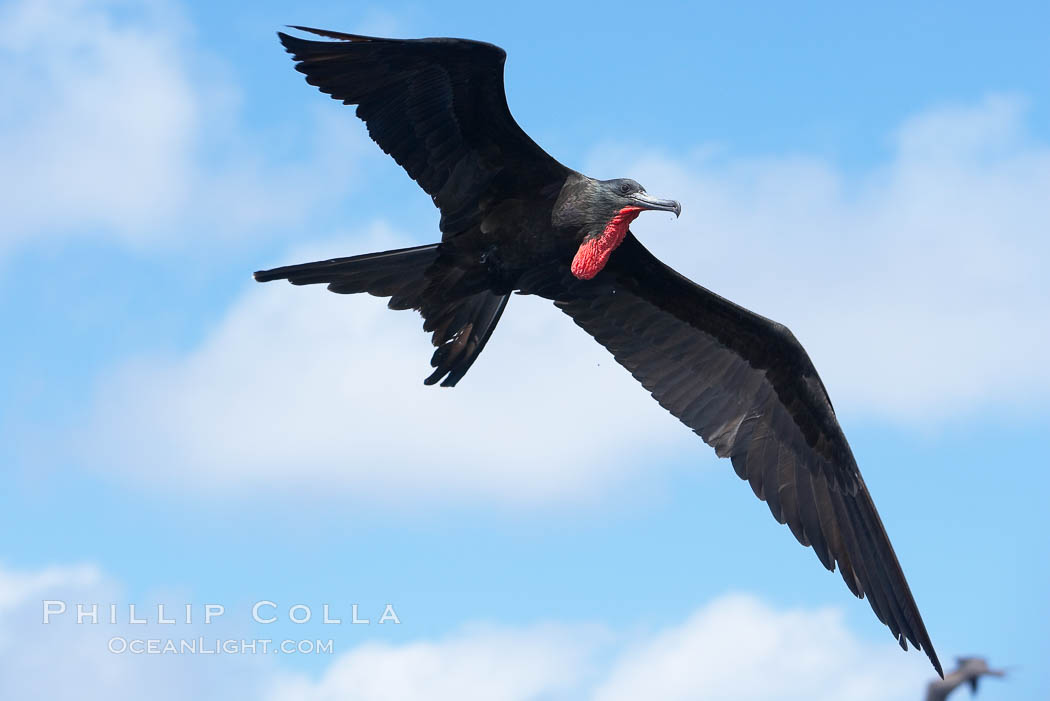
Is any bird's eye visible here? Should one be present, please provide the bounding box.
[620,183,631,194]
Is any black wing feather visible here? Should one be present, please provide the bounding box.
[277,27,567,233]
[520,233,941,675]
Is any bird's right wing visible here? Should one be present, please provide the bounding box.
[925,679,952,701]
[278,27,569,233]
[520,233,941,675]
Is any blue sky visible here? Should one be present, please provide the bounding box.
[1,0,1048,699]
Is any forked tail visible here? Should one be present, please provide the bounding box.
[254,244,509,386]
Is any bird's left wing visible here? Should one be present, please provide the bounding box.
[520,233,941,675]
[277,27,569,233]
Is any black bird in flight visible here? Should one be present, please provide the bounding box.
[255,26,941,675]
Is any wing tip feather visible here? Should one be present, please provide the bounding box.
[285,25,376,42]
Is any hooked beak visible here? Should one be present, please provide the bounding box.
[629,191,681,217]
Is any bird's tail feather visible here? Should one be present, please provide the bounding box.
[422,290,509,387]
[254,244,440,308]
[254,244,509,386]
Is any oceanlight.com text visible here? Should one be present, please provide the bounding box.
[107,637,335,655]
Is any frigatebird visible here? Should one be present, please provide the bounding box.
[926,657,1006,700]
[255,26,941,674]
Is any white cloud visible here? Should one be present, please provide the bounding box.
[0,0,195,248]
[0,0,366,255]
[0,563,101,611]
[588,94,1050,421]
[271,593,929,701]
[80,223,692,503]
[592,594,926,701]
[0,562,270,700]
[79,96,1049,503]
[269,623,601,701]
[0,562,936,701]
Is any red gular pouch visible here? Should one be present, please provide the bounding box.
[570,206,642,280]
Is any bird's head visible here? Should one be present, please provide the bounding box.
[569,178,681,280]
[595,178,682,218]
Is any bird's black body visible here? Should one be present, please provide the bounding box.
[256,26,941,675]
